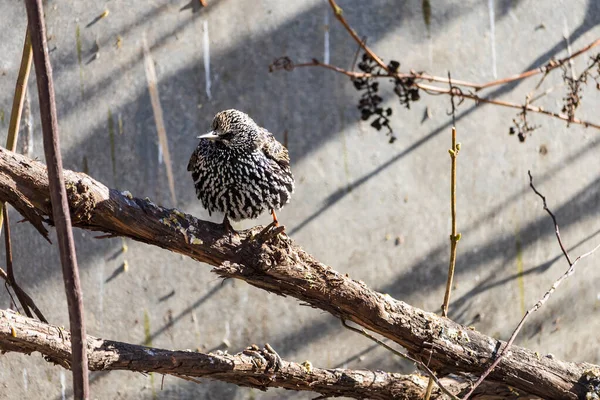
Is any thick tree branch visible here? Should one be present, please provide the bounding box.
[0,309,479,400]
[0,148,598,399]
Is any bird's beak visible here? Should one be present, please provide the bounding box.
[197,131,220,140]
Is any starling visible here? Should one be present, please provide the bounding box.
[187,109,294,229]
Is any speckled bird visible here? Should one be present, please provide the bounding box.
[187,109,294,229]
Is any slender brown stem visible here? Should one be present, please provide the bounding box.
[327,0,390,73]
[294,7,599,92]
[0,26,33,233]
[427,122,461,400]
[6,27,31,151]
[417,83,600,129]
[1,206,47,323]
[2,208,30,318]
[24,0,89,398]
[476,38,600,90]
[292,59,481,88]
[275,58,600,130]
[460,171,600,399]
[340,319,459,400]
[441,127,459,317]
[423,379,435,400]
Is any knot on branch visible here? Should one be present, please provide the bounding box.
[241,343,284,374]
[268,56,295,72]
[65,179,96,224]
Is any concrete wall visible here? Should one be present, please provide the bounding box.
[0,0,599,398]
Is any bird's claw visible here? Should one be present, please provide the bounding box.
[263,343,283,372]
[255,221,285,243]
[242,343,282,372]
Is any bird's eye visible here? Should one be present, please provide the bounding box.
[212,120,218,130]
[221,131,234,140]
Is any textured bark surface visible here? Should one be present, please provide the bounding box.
[0,309,468,400]
[0,147,599,399]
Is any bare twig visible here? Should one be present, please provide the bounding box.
[340,319,459,400]
[441,126,460,317]
[291,3,600,92]
[476,38,600,90]
[4,207,30,319]
[417,82,600,130]
[0,267,20,312]
[5,27,31,152]
[428,78,462,400]
[0,26,33,233]
[274,5,600,134]
[271,58,600,130]
[327,0,390,73]
[460,171,600,399]
[24,0,89,397]
[274,57,482,88]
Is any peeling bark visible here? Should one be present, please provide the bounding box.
[0,309,473,399]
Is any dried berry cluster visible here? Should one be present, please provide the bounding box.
[509,111,539,142]
[509,54,600,142]
[354,54,396,143]
[393,77,420,109]
[560,54,600,125]
[353,53,425,143]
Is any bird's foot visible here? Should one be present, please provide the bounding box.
[255,220,285,243]
[270,209,280,228]
[221,216,239,242]
[241,343,283,372]
[263,343,283,372]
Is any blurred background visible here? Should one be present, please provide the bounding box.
[0,0,599,398]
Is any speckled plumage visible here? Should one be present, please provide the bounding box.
[187,109,294,222]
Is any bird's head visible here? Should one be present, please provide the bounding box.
[198,109,260,151]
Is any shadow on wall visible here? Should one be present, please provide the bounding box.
[4,0,600,398]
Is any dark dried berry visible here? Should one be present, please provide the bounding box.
[371,119,382,130]
[509,126,516,135]
[386,108,392,116]
[388,60,400,72]
[354,79,366,90]
[410,89,420,101]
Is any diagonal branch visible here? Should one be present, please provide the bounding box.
[0,309,480,400]
[1,206,47,322]
[458,173,600,399]
[322,0,600,91]
[270,58,600,131]
[0,148,597,399]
